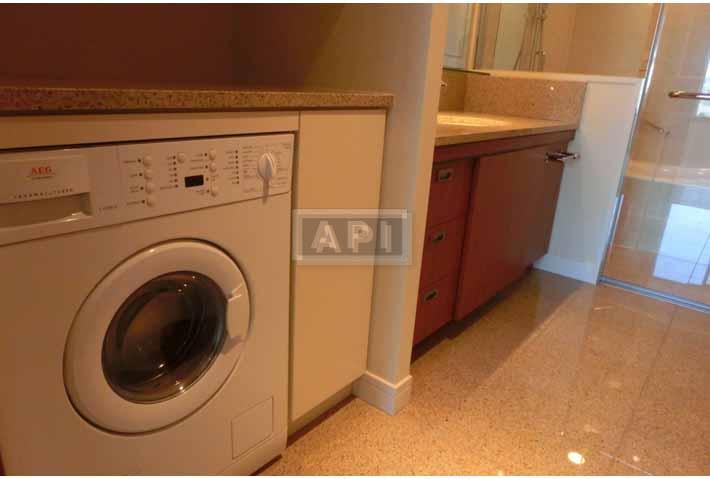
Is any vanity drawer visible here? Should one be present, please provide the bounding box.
[420,217,466,285]
[413,274,458,345]
[426,160,473,227]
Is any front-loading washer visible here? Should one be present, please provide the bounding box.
[0,133,293,474]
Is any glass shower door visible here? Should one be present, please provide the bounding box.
[603,4,710,308]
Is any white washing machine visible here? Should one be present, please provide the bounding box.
[0,133,293,474]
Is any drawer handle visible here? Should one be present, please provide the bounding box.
[437,168,454,182]
[432,231,447,243]
[424,289,439,301]
[546,151,579,163]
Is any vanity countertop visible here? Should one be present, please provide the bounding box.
[0,85,393,115]
[436,111,577,147]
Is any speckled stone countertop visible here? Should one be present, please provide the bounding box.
[0,86,393,115]
[436,112,577,147]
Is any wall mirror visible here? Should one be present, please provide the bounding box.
[444,3,660,78]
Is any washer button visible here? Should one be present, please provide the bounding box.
[209,162,218,172]
[144,168,154,180]
[146,195,157,206]
[178,152,187,163]
[145,182,156,193]
[143,155,153,167]
[209,149,217,160]
[211,185,219,197]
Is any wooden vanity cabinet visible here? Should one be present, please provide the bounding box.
[454,143,566,318]
[413,132,574,345]
[413,161,472,345]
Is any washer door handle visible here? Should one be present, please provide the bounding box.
[226,282,250,341]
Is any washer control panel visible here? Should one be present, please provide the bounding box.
[115,134,293,211]
[0,134,294,246]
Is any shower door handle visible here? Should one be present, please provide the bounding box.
[668,90,710,100]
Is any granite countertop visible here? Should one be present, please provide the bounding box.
[0,86,393,115]
[436,111,577,147]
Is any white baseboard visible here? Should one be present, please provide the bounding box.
[534,254,599,284]
[353,371,412,415]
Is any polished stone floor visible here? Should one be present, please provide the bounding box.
[263,270,709,475]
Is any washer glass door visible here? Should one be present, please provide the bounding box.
[65,241,251,434]
[103,271,226,403]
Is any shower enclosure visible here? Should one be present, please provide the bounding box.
[602,4,710,310]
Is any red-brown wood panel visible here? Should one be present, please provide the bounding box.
[454,144,568,320]
[454,144,570,319]
[413,274,458,345]
[434,130,575,163]
[455,153,518,319]
[510,146,547,272]
[426,160,473,228]
[419,217,466,286]
[526,156,565,264]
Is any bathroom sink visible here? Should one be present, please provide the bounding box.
[437,114,509,127]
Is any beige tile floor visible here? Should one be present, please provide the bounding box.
[262,270,709,475]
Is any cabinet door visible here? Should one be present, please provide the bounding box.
[526,155,565,264]
[291,110,386,422]
[455,153,519,318]
[455,145,565,320]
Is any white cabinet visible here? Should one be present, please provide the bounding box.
[290,110,386,421]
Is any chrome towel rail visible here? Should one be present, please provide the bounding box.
[668,90,710,100]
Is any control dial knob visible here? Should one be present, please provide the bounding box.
[257,152,277,183]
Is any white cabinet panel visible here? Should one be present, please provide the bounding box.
[291,110,386,421]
